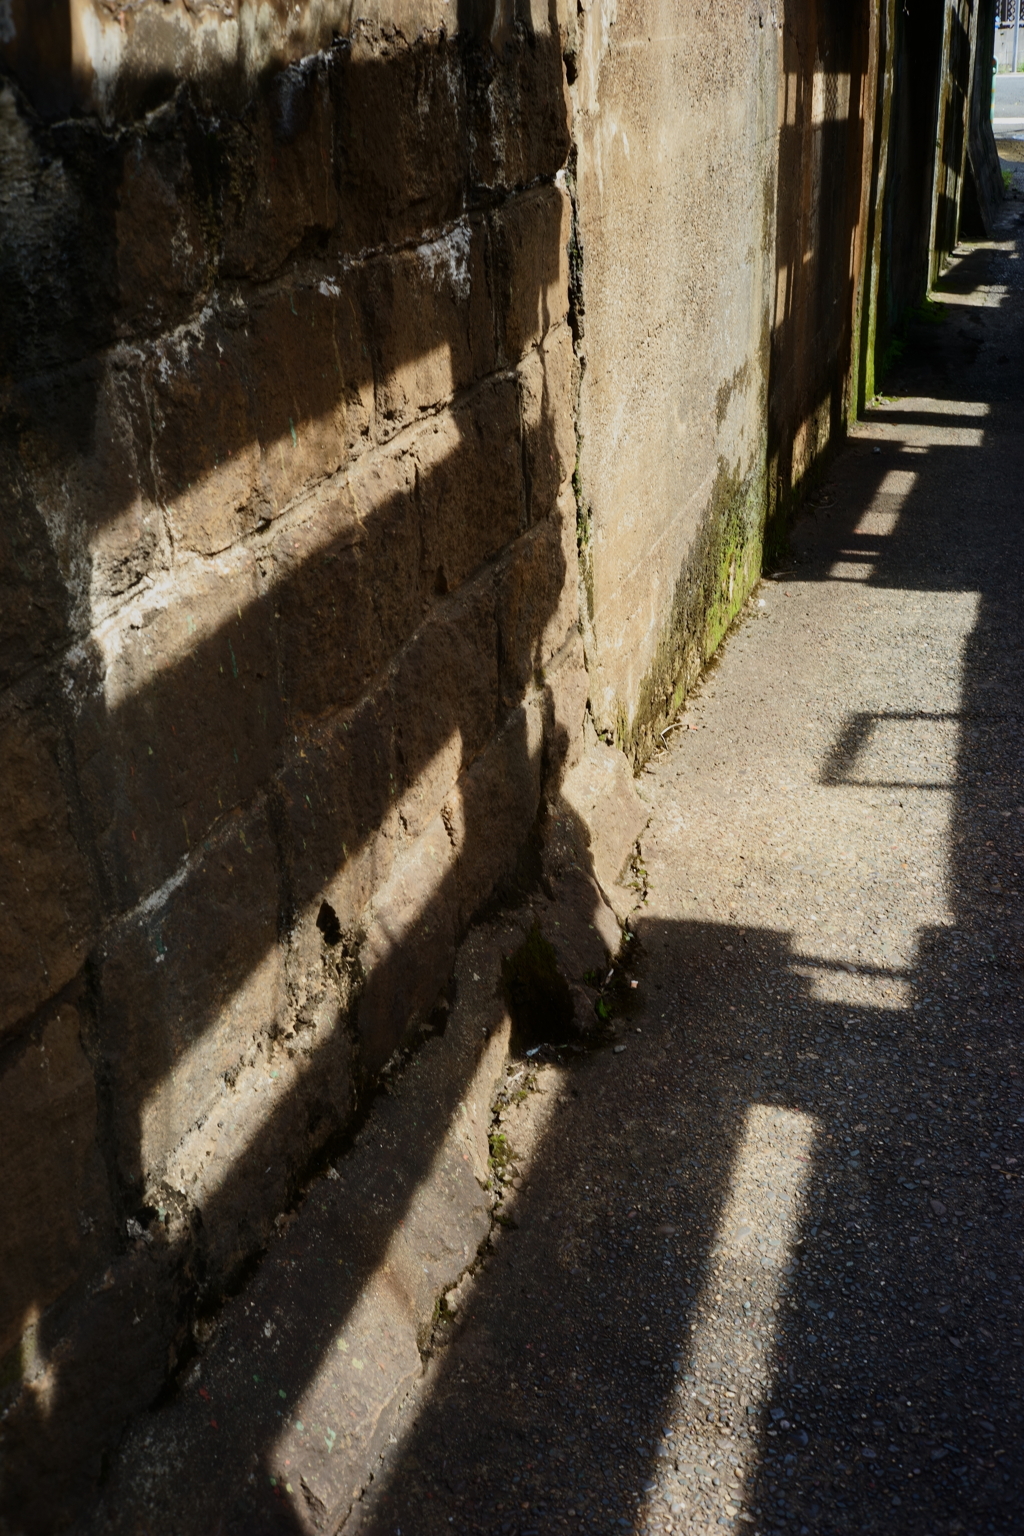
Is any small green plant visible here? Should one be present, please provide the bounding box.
[487,1126,522,1197]
[492,1064,536,1116]
[1003,168,1014,193]
[488,1128,514,1174]
[915,295,947,325]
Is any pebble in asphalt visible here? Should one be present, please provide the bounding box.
[349,205,1024,1534]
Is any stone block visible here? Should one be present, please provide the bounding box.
[416,381,525,597]
[490,182,571,365]
[559,742,648,917]
[332,31,469,256]
[84,928,511,1536]
[12,358,161,627]
[367,219,494,437]
[496,494,578,708]
[271,471,412,724]
[177,1053,304,1285]
[270,484,375,718]
[0,699,97,1035]
[0,462,70,694]
[152,281,374,552]
[170,1009,356,1292]
[73,546,282,910]
[0,1242,181,1536]
[67,361,165,610]
[97,804,285,1198]
[541,629,590,788]
[148,322,262,556]
[220,57,339,281]
[450,697,545,927]
[540,867,622,986]
[278,685,399,930]
[271,408,511,730]
[245,280,374,515]
[468,30,571,193]
[357,817,460,1074]
[115,131,211,336]
[390,574,499,841]
[347,435,428,662]
[0,84,117,382]
[518,319,577,521]
[0,1007,113,1361]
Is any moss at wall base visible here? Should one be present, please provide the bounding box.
[619,457,766,768]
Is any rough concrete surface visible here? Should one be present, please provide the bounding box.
[83,861,631,1535]
[573,1,779,753]
[83,922,515,1536]
[559,741,649,922]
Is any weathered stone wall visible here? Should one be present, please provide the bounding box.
[930,0,979,279]
[0,2,584,1523]
[875,0,947,365]
[964,0,1004,237]
[864,0,995,380]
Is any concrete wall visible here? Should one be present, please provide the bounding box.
[571,0,897,761]
[930,0,979,278]
[965,0,1005,235]
[572,0,779,764]
[994,21,1023,69]
[869,0,991,372]
[0,0,982,1523]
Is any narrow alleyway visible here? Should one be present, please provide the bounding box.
[344,208,1024,1530]
[3,10,1017,1532]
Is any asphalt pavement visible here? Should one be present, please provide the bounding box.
[993,69,1024,133]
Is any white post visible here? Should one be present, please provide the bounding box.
[1014,0,1021,73]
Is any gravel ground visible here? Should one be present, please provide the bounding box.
[349,213,1024,1535]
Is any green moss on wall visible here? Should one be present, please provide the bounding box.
[620,456,766,767]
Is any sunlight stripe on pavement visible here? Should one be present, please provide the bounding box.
[637,1104,817,1534]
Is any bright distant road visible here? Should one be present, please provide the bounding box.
[993,69,1024,133]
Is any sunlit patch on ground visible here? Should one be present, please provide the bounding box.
[636,1106,816,1534]
[787,959,912,1011]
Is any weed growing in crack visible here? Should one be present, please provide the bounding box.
[487,1129,518,1195]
